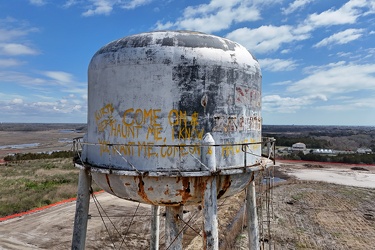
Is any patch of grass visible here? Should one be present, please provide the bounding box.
[291,193,304,201]
[0,158,100,217]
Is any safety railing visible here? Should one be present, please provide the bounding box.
[73,136,276,177]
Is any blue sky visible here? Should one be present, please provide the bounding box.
[0,0,374,125]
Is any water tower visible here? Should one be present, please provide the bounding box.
[72,31,274,249]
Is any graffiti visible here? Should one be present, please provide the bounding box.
[168,109,204,141]
[212,111,261,133]
[95,103,115,132]
[235,86,261,108]
[221,138,260,157]
[110,123,141,139]
[122,108,161,127]
[98,139,201,159]
[94,103,261,159]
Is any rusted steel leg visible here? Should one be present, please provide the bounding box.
[202,133,219,250]
[72,168,92,250]
[150,205,160,250]
[247,180,259,250]
[165,206,183,250]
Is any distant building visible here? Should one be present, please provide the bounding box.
[292,142,306,151]
[357,148,372,154]
[312,149,334,154]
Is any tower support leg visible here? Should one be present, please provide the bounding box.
[202,133,219,250]
[165,206,183,250]
[203,176,219,250]
[72,168,91,250]
[247,180,260,250]
[150,205,160,250]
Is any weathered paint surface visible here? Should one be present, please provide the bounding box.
[91,171,253,205]
[83,31,263,204]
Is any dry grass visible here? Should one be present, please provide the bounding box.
[0,158,99,217]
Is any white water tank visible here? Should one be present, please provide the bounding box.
[83,31,262,205]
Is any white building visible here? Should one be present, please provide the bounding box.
[357,148,372,154]
[292,142,306,151]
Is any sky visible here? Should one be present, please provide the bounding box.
[0,0,374,126]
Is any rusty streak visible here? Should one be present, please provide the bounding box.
[137,176,154,205]
[176,177,192,204]
[105,174,115,194]
[217,175,232,199]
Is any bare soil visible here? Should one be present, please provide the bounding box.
[2,165,375,249]
[234,162,375,250]
[1,129,375,249]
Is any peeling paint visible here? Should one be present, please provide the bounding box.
[84,31,264,205]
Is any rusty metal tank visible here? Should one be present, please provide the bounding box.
[82,31,262,205]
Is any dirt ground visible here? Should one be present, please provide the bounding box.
[1,162,375,249]
[0,189,246,249]
[235,161,375,250]
[1,130,375,249]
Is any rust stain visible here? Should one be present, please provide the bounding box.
[137,176,154,205]
[105,174,115,193]
[148,187,154,191]
[176,176,181,183]
[217,175,232,199]
[195,176,210,202]
[164,185,170,195]
[193,176,207,195]
[176,177,192,204]
[124,182,131,186]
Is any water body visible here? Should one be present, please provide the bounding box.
[58,138,73,143]
[0,143,40,149]
[58,129,76,133]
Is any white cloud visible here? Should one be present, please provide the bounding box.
[82,0,154,16]
[121,0,152,10]
[0,96,87,117]
[259,58,298,72]
[0,43,38,56]
[282,0,313,15]
[10,98,24,104]
[314,28,364,48]
[29,0,47,6]
[0,58,24,67]
[63,0,79,8]
[0,71,46,85]
[316,97,375,111]
[0,18,39,42]
[226,25,309,54]
[305,0,367,27]
[270,80,292,86]
[281,49,291,54]
[263,94,327,113]
[288,62,375,95]
[42,71,74,83]
[155,1,261,33]
[82,0,115,16]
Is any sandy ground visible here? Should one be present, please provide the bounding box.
[0,193,152,250]
[235,161,375,250]
[1,158,375,249]
[278,160,375,188]
[0,130,84,158]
